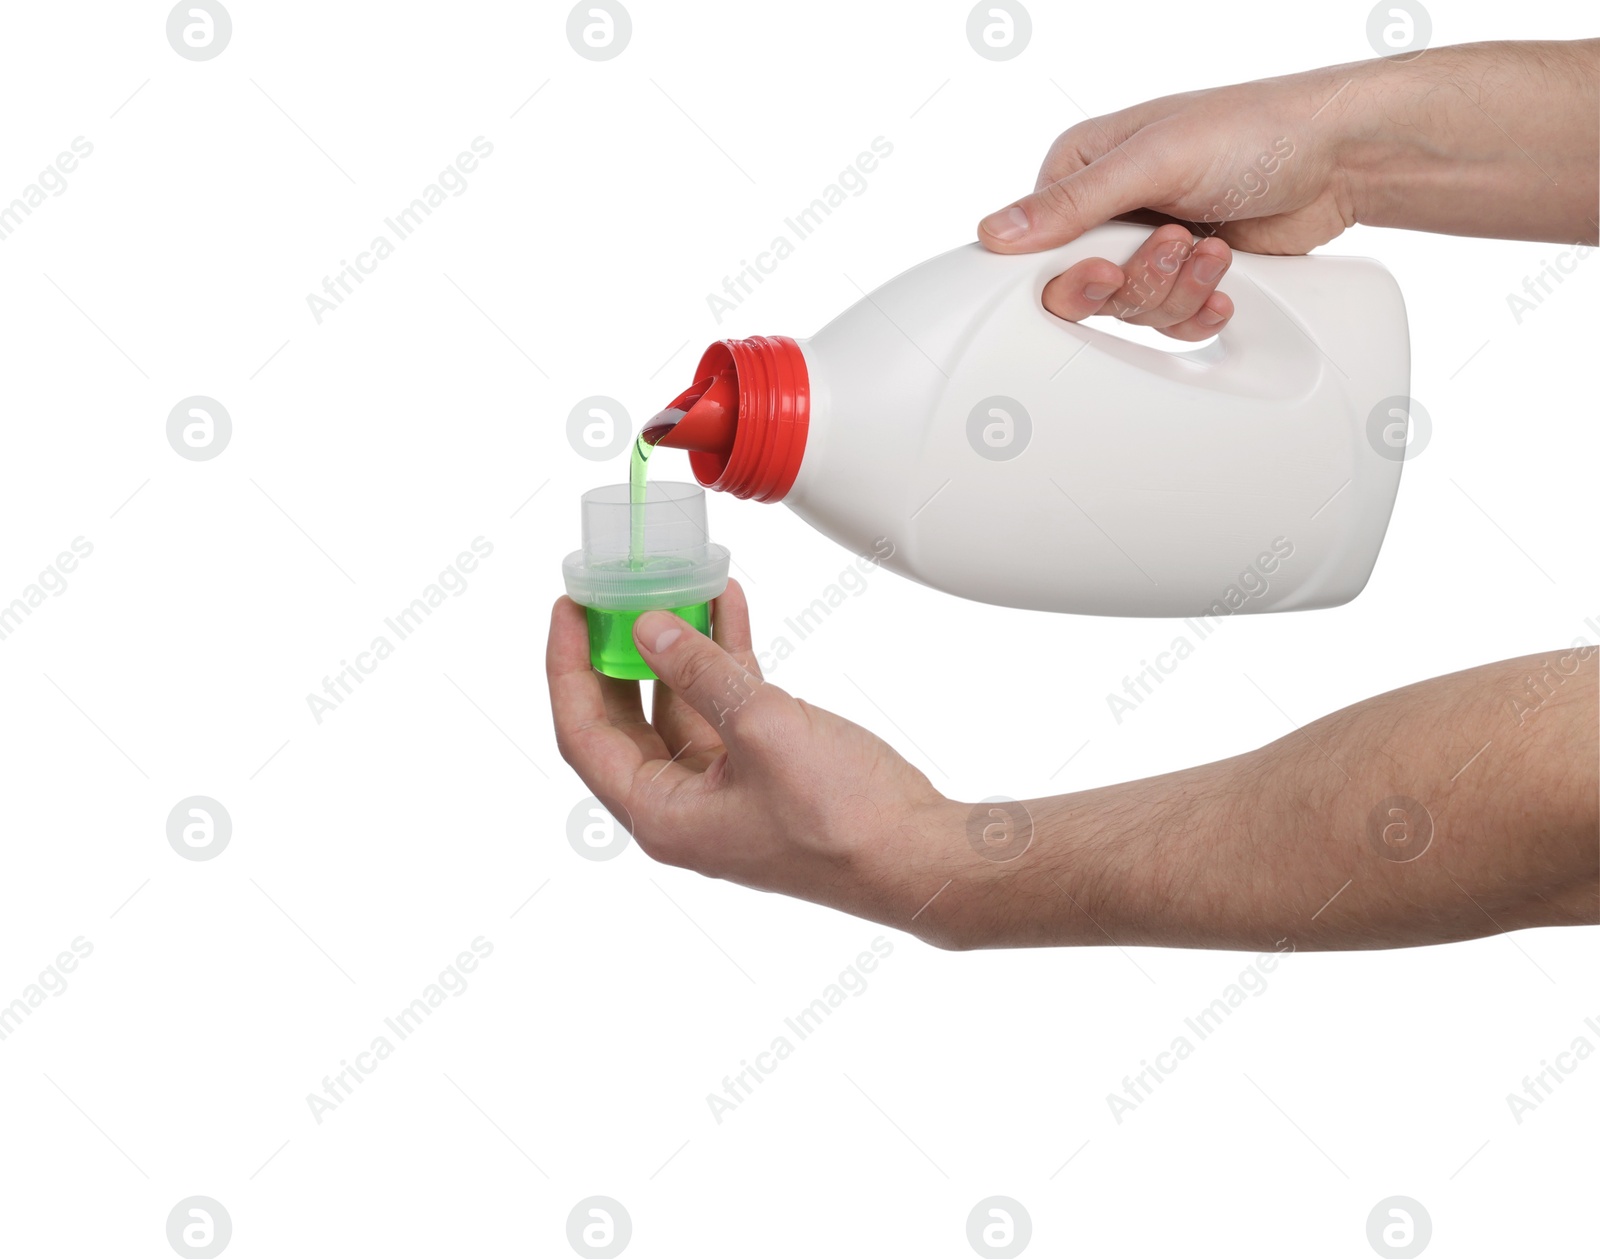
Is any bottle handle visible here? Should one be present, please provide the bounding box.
[1022,221,1330,373]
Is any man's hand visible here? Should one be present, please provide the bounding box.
[981,40,1599,336]
[548,581,961,932]
[548,588,1598,952]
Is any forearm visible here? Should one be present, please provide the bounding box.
[919,650,1598,951]
[1335,40,1599,243]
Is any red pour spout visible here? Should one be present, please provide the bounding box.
[648,369,738,456]
[646,336,810,503]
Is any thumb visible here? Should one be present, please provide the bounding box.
[978,156,1148,254]
[634,609,769,735]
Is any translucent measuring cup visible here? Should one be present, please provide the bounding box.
[561,481,731,680]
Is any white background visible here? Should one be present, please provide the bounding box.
[0,2,1595,1256]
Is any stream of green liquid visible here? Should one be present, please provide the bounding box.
[629,432,652,568]
[588,421,702,680]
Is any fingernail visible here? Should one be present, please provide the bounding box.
[1196,306,1227,327]
[635,611,683,654]
[1082,281,1117,302]
[1191,254,1227,285]
[1154,245,1183,274]
[980,205,1029,242]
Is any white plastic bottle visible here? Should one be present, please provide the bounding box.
[653,222,1410,616]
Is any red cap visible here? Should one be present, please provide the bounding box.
[651,336,808,503]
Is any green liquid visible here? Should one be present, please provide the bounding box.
[592,422,698,680]
[585,600,711,680]
[629,432,652,568]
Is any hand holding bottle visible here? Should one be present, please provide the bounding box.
[982,40,1598,335]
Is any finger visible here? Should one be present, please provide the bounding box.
[600,669,668,761]
[710,579,763,678]
[1136,236,1231,329]
[979,150,1158,254]
[650,669,727,773]
[546,597,663,797]
[599,673,645,726]
[1159,290,1234,341]
[552,596,662,761]
[1041,258,1127,321]
[634,608,783,742]
[1099,224,1193,323]
[649,580,763,761]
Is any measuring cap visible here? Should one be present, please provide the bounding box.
[561,480,731,680]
